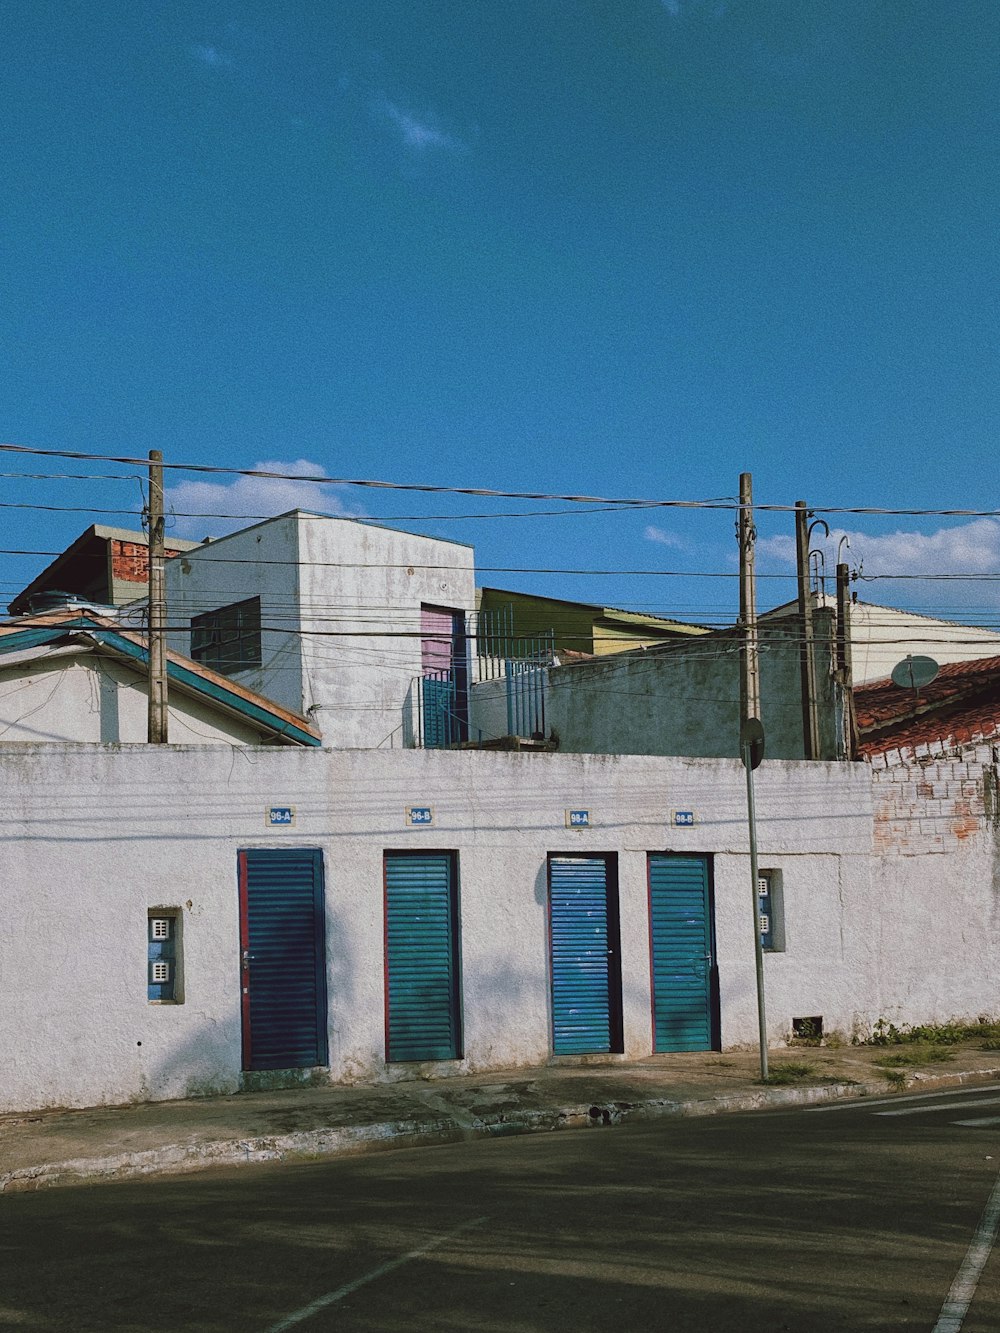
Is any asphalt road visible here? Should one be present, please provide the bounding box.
[2,1085,999,1332]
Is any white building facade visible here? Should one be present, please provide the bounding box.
[8,741,991,1116]
[164,512,476,750]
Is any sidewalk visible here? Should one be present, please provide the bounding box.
[3,1043,999,1194]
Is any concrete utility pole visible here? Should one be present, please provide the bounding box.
[836,562,859,760]
[738,472,768,1081]
[795,500,820,760]
[739,473,761,727]
[147,449,168,744]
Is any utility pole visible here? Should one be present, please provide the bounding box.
[795,500,820,760]
[147,449,168,744]
[739,473,761,727]
[738,472,768,1081]
[836,562,859,760]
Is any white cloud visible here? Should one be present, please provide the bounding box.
[380,99,464,153]
[165,459,364,539]
[644,524,685,550]
[758,518,1000,609]
[191,44,232,68]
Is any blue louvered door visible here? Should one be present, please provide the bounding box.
[648,854,717,1052]
[549,856,623,1055]
[239,849,329,1071]
[384,852,461,1062]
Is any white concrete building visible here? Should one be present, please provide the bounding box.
[164,511,476,750]
[0,744,884,1113]
[4,737,997,1115]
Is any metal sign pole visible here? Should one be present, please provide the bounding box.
[743,736,768,1081]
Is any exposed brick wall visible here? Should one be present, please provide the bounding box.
[110,541,149,584]
[110,540,185,585]
[869,737,999,854]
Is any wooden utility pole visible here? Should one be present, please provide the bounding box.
[836,562,859,760]
[147,449,168,744]
[738,472,768,1080]
[795,500,820,760]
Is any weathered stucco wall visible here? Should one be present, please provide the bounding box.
[166,514,305,715]
[1,745,883,1113]
[0,653,272,745]
[546,616,841,760]
[865,738,1000,1032]
[165,513,476,749]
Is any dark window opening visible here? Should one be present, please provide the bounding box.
[792,1016,823,1041]
[191,596,262,675]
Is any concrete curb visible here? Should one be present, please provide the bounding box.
[4,1066,999,1194]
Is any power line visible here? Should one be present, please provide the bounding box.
[4,441,1000,517]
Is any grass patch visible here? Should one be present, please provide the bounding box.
[883,1068,908,1090]
[758,1062,815,1086]
[875,1046,955,1069]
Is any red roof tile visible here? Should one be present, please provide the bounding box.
[856,654,1000,757]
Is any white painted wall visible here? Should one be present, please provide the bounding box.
[165,513,304,713]
[865,740,1000,1033]
[1,744,889,1114]
[165,512,476,749]
[7,742,996,1115]
[0,651,273,745]
[297,513,475,749]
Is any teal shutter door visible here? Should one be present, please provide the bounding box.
[239,848,328,1071]
[549,856,620,1054]
[648,854,715,1052]
[384,853,461,1061]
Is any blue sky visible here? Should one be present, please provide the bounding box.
[1,1,998,625]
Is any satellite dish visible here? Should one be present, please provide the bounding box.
[890,655,939,690]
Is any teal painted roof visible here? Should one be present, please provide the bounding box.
[0,614,322,747]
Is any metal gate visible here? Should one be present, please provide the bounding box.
[238,848,329,1071]
[384,852,461,1062]
[548,855,623,1054]
[648,854,717,1052]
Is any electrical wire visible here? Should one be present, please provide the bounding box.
[5,441,1000,518]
